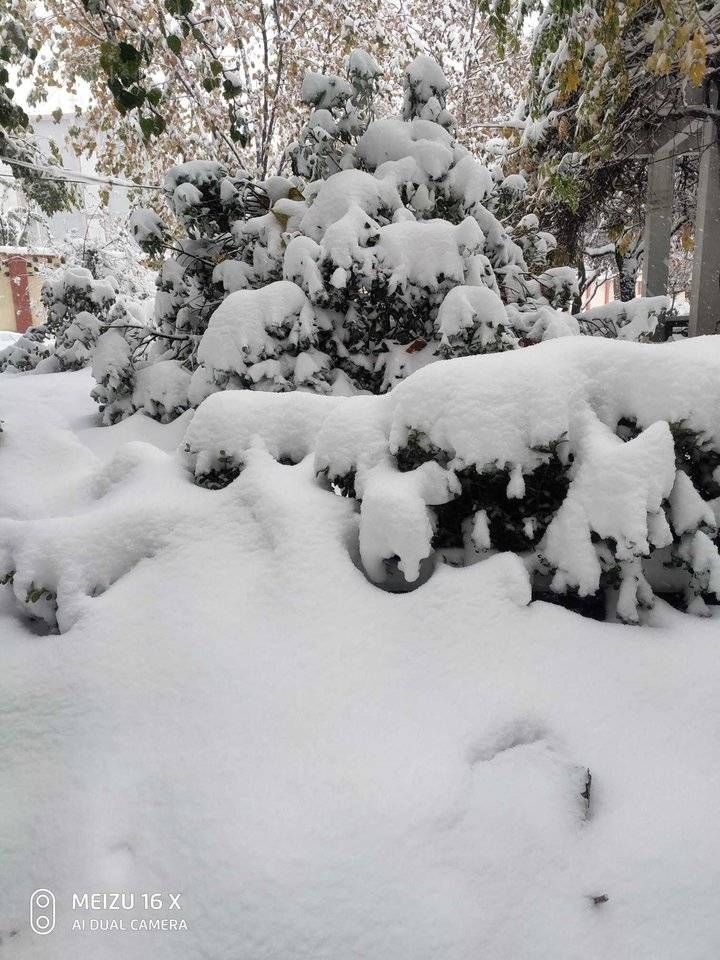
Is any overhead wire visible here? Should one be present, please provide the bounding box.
[0,155,163,192]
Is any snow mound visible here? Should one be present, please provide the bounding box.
[133,360,192,424]
[301,71,354,110]
[356,117,455,182]
[436,284,514,353]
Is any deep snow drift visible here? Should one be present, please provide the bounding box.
[1,368,720,960]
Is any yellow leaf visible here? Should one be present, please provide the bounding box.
[676,23,691,47]
[271,206,289,228]
[654,50,672,75]
[684,32,708,86]
[680,223,694,253]
[561,62,581,95]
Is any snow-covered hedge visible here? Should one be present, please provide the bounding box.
[183,337,720,623]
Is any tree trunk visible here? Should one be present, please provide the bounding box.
[615,251,638,301]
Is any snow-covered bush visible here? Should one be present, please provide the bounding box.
[183,389,343,487]
[577,296,674,341]
[60,215,157,308]
[0,325,54,374]
[0,265,118,375]
[188,281,330,401]
[402,53,454,129]
[184,337,720,623]
[42,266,117,371]
[127,159,300,370]
[90,300,151,425]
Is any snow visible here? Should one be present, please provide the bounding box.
[303,107,339,136]
[446,154,495,209]
[283,236,326,301]
[358,456,459,581]
[1,367,720,959]
[436,284,509,348]
[383,336,720,472]
[301,71,354,109]
[299,168,402,241]
[132,360,191,423]
[1,366,720,958]
[308,335,720,620]
[543,417,676,607]
[91,329,132,389]
[0,330,21,347]
[172,181,203,216]
[373,216,483,292]
[189,281,319,400]
[347,48,381,79]
[510,304,581,341]
[538,265,579,304]
[500,172,528,195]
[309,212,486,308]
[669,469,716,535]
[128,207,166,246]
[163,160,228,193]
[212,258,253,294]
[404,53,450,104]
[183,389,343,484]
[357,117,455,182]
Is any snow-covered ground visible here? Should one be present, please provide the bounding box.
[0,331,21,348]
[1,368,720,959]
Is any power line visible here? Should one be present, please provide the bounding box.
[0,171,144,192]
[0,155,163,192]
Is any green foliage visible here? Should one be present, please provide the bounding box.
[396,430,451,472]
[395,430,571,553]
[82,0,249,145]
[669,421,720,500]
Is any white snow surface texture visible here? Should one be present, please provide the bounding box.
[1,350,720,959]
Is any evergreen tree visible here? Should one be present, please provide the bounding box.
[117,51,572,420]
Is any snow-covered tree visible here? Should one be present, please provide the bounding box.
[288,51,382,181]
[479,0,718,277]
[41,267,117,371]
[113,52,576,421]
[59,211,157,308]
[0,325,53,374]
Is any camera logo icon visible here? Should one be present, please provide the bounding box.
[30,889,55,935]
